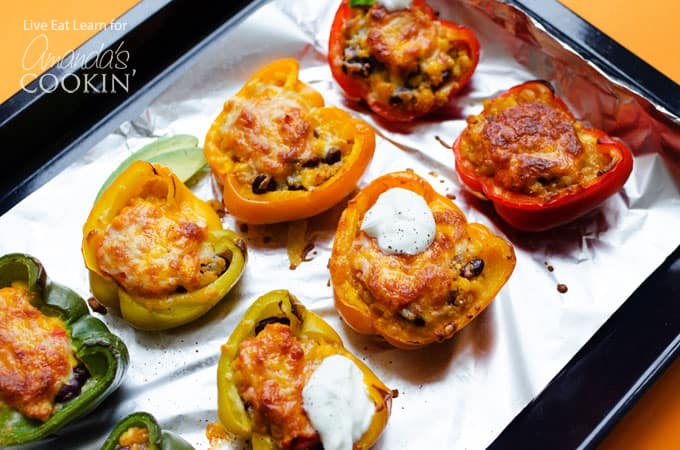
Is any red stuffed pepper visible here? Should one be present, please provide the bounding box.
[453,80,634,231]
[329,0,480,122]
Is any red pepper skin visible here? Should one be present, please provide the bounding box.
[328,0,480,122]
[453,81,634,232]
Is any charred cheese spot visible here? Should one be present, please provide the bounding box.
[117,426,150,450]
[341,4,473,117]
[0,284,74,422]
[460,83,614,198]
[232,323,339,449]
[94,196,226,297]
[348,195,484,343]
[218,89,352,194]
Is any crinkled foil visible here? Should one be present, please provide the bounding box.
[2,1,679,449]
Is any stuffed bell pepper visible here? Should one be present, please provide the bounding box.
[0,253,128,447]
[204,58,375,224]
[453,80,634,231]
[328,0,480,122]
[101,412,194,450]
[82,161,246,330]
[217,290,394,450]
[329,171,515,349]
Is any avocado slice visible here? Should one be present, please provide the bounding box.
[147,147,207,183]
[96,135,200,200]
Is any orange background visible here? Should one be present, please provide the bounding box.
[0,0,678,448]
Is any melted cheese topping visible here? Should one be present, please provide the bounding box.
[459,83,614,198]
[339,4,473,117]
[95,196,225,297]
[0,284,74,422]
[349,195,486,343]
[232,323,341,449]
[218,86,353,193]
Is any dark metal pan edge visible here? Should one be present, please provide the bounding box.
[489,244,680,449]
[0,1,678,448]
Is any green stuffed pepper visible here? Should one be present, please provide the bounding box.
[101,412,194,450]
[0,254,128,447]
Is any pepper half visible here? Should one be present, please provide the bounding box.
[204,58,375,224]
[82,161,247,330]
[101,412,194,450]
[0,254,128,447]
[328,0,480,122]
[330,171,515,349]
[452,80,634,231]
[217,290,393,449]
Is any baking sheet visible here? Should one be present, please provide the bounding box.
[2,0,679,449]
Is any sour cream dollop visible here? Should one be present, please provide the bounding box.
[378,0,413,12]
[360,187,436,255]
[302,355,374,450]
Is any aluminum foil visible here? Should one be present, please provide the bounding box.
[2,1,679,449]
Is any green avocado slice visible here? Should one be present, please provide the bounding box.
[147,147,207,183]
[95,135,200,200]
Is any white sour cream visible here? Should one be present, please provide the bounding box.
[378,0,413,12]
[360,187,436,255]
[302,355,374,450]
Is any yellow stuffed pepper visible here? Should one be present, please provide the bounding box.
[217,290,394,450]
[82,161,246,330]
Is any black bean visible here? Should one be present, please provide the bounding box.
[399,308,426,326]
[389,95,403,105]
[55,366,90,403]
[446,291,457,305]
[255,317,291,335]
[324,148,342,165]
[461,258,484,279]
[343,56,375,78]
[302,157,320,168]
[74,366,89,385]
[440,69,452,84]
[287,183,305,191]
[252,174,267,194]
[406,70,422,88]
[55,383,79,403]
[252,174,276,194]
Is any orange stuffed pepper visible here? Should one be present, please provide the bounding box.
[205,58,375,224]
[330,171,515,349]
